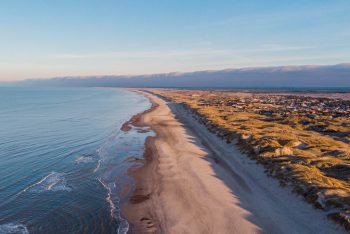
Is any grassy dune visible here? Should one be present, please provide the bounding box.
[150,89,350,230]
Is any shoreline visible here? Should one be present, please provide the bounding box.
[121,90,344,233]
[121,91,163,233]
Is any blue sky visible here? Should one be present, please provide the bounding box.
[0,1,349,80]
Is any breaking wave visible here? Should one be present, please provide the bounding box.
[75,155,95,164]
[23,172,71,193]
[98,178,129,234]
[0,223,29,234]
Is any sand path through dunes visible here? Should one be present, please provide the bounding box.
[123,91,343,234]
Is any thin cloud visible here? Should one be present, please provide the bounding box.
[54,45,317,60]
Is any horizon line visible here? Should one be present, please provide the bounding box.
[4,62,349,83]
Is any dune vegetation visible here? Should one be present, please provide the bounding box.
[149,89,350,230]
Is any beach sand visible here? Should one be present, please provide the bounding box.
[122,90,343,234]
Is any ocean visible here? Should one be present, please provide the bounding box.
[0,87,152,233]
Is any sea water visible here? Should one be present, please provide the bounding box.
[0,87,151,233]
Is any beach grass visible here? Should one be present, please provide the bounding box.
[151,89,350,229]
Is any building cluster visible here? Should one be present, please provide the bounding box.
[197,94,350,119]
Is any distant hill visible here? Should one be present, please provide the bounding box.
[18,63,350,88]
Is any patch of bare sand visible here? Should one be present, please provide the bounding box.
[123,92,260,233]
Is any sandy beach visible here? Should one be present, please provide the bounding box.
[122,90,344,234]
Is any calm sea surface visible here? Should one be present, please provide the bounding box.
[0,87,151,234]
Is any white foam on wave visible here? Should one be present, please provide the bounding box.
[0,223,29,234]
[23,172,72,193]
[93,159,101,173]
[93,148,103,173]
[98,178,116,219]
[97,178,129,234]
[93,130,121,173]
[75,156,95,164]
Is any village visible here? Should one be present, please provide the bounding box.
[196,93,350,118]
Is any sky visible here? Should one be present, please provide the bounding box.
[0,0,349,81]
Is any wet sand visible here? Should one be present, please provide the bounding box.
[122,90,343,234]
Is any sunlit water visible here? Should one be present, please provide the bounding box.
[0,87,151,233]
